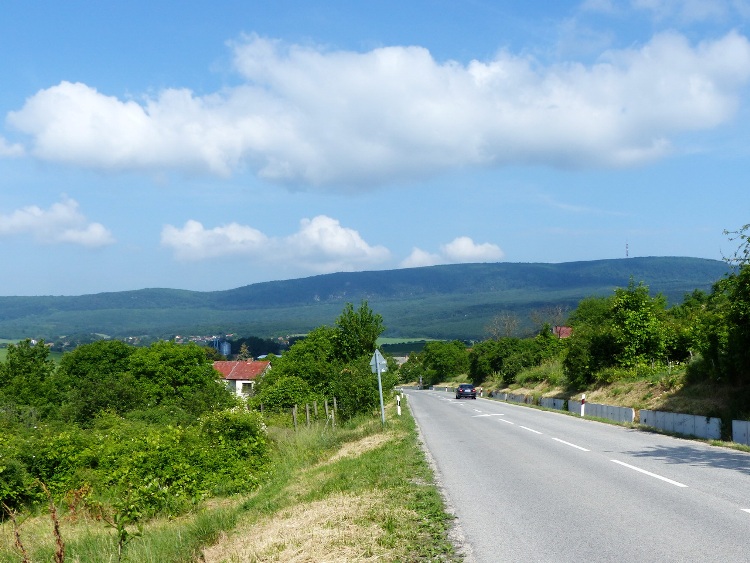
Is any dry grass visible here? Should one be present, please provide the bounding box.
[0,510,106,561]
[499,374,742,418]
[323,432,394,465]
[202,491,407,562]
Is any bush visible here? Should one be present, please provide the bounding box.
[0,459,38,517]
[515,360,565,387]
[251,376,321,413]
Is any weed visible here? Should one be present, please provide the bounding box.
[2,503,30,563]
[38,482,64,563]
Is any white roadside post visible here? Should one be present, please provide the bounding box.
[396,395,401,416]
[581,393,586,417]
[370,349,388,426]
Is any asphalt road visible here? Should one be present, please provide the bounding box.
[404,389,750,562]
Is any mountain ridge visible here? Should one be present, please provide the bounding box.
[0,256,730,341]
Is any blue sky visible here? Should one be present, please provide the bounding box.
[1,0,749,296]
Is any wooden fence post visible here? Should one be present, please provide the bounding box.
[292,405,298,430]
[305,403,310,427]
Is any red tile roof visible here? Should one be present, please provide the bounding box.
[213,360,271,381]
[553,326,573,339]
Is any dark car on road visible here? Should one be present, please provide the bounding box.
[455,383,477,399]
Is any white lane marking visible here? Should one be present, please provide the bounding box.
[498,418,515,425]
[520,426,542,434]
[473,409,482,412]
[473,413,506,418]
[741,509,750,514]
[610,460,687,488]
[552,438,590,452]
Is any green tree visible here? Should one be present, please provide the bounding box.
[53,340,140,423]
[610,280,668,367]
[127,341,235,415]
[421,340,469,384]
[334,301,385,363]
[563,281,671,384]
[332,356,397,419]
[398,353,428,386]
[262,303,391,419]
[236,343,252,361]
[723,223,750,267]
[252,375,319,412]
[0,339,56,412]
[468,338,520,385]
[265,326,340,395]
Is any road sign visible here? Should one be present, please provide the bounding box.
[371,349,387,425]
[370,349,387,373]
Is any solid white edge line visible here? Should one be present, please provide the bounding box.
[519,426,542,434]
[552,437,590,451]
[611,460,687,488]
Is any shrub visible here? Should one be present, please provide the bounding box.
[0,459,38,517]
[251,376,321,413]
[515,360,565,387]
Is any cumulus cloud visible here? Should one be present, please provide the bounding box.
[161,215,390,273]
[400,237,504,268]
[160,220,268,260]
[400,248,444,268]
[7,31,750,188]
[0,197,115,247]
[441,236,505,262]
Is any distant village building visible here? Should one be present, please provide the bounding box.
[213,360,271,396]
[212,338,232,358]
[553,326,573,339]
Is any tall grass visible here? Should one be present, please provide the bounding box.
[515,359,566,387]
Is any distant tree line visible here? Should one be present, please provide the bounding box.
[398,226,750,400]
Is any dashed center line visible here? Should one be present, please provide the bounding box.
[552,438,590,452]
[611,459,687,488]
[520,425,542,434]
[472,413,506,418]
[498,418,515,425]
[742,509,750,514]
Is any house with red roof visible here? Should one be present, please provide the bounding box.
[213,360,271,396]
[553,326,573,339]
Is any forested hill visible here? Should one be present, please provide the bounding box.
[0,257,730,341]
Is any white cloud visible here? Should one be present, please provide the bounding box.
[0,136,24,157]
[0,197,115,247]
[441,236,505,262]
[160,220,268,260]
[161,215,390,274]
[400,248,444,268]
[284,215,391,272]
[7,31,750,188]
[400,236,504,268]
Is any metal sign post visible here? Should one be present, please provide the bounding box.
[370,349,388,426]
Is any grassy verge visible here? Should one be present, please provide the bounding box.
[0,399,458,562]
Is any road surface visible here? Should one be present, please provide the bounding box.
[404,389,750,562]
